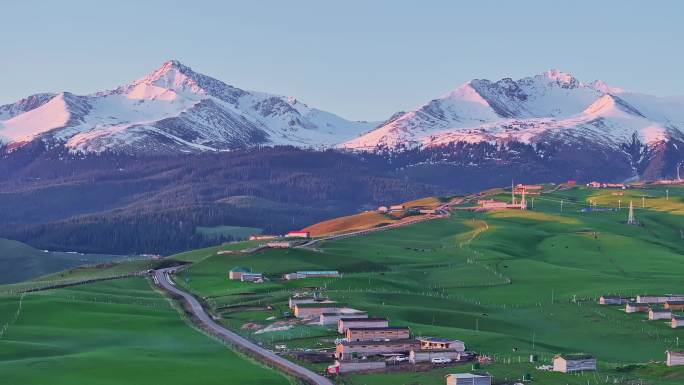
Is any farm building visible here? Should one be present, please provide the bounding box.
[648,308,672,320]
[552,354,597,373]
[240,272,263,283]
[625,302,649,313]
[665,301,684,310]
[389,205,405,211]
[249,235,277,240]
[419,209,438,215]
[377,206,389,213]
[266,241,292,248]
[285,231,311,238]
[338,318,389,334]
[599,295,628,305]
[319,311,368,326]
[335,339,420,360]
[294,302,346,319]
[345,326,411,341]
[288,294,329,309]
[636,294,684,304]
[228,266,250,280]
[417,337,466,352]
[283,271,340,280]
[477,199,524,210]
[445,373,492,385]
[671,315,684,328]
[410,349,462,364]
[666,351,684,366]
[515,184,542,195]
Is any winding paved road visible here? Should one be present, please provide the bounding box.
[153,268,333,385]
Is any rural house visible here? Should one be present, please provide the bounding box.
[665,301,684,310]
[667,351,684,366]
[417,337,466,352]
[338,318,389,334]
[345,326,410,341]
[228,266,250,280]
[553,354,597,373]
[625,302,649,313]
[240,272,263,283]
[445,373,492,385]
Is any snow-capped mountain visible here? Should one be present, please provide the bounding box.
[0,60,374,153]
[342,70,684,151]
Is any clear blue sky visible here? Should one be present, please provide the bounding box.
[1,0,682,120]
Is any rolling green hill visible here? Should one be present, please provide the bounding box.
[0,238,131,284]
[171,184,684,384]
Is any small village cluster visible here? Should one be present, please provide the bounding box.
[476,184,542,210]
[600,294,684,366]
[287,292,471,376]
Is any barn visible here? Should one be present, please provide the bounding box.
[599,295,628,305]
[338,318,389,334]
[319,311,368,326]
[335,339,420,360]
[345,326,410,341]
[553,354,596,373]
[649,308,672,320]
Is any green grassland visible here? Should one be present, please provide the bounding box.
[172,184,684,384]
[0,237,131,284]
[0,277,290,385]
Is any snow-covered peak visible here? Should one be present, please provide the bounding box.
[540,69,580,88]
[583,94,645,118]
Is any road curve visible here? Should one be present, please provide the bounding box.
[153,268,333,385]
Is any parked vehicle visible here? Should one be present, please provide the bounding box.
[431,357,452,364]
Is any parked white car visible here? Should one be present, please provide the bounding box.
[431,357,452,364]
[393,356,409,362]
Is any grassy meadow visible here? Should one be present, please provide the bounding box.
[0,277,291,385]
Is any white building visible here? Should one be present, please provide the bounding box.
[445,373,492,385]
[667,351,684,366]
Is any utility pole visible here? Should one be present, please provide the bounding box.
[511,181,516,205]
[560,199,564,212]
[627,200,636,225]
[521,189,527,210]
[618,200,621,210]
[667,189,669,200]
[531,197,534,209]
[642,196,645,208]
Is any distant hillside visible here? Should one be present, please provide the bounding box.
[0,238,127,284]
